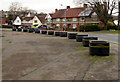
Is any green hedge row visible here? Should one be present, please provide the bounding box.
[2,25,13,28]
[78,24,100,32]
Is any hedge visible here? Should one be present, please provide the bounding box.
[78,24,100,32]
[2,25,13,28]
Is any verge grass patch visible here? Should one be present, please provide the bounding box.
[75,46,88,50]
[6,39,12,43]
[84,53,115,61]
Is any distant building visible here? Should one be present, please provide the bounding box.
[46,4,101,31]
[13,13,47,26]
[0,10,7,25]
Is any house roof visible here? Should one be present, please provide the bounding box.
[49,13,54,17]
[35,14,47,24]
[22,17,34,21]
[52,7,84,18]
[78,8,92,17]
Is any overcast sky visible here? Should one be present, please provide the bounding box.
[0,0,118,15]
[0,0,77,13]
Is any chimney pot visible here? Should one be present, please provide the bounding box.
[55,9,58,12]
[83,4,88,8]
[67,6,70,9]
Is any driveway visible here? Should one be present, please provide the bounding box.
[2,30,118,80]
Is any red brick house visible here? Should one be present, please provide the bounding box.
[0,11,6,25]
[46,4,101,31]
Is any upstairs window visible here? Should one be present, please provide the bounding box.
[56,18,60,21]
[80,17,85,21]
[73,18,77,21]
[17,20,19,23]
[62,18,66,22]
[47,18,51,22]
[34,20,37,23]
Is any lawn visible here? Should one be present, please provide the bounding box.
[94,30,120,33]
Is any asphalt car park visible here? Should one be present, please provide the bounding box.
[2,29,118,80]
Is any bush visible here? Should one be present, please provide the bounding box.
[55,26,59,28]
[107,22,117,30]
[78,24,100,32]
[2,25,13,28]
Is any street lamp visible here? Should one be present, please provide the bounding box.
[118,1,120,29]
[60,4,67,31]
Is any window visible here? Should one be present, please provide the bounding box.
[62,18,66,22]
[80,17,85,21]
[73,24,76,27]
[56,18,60,21]
[34,20,37,23]
[17,20,19,23]
[73,24,77,29]
[91,16,97,21]
[73,18,77,21]
[47,18,51,22]
[63,24,66,27]
[56,24,60,27]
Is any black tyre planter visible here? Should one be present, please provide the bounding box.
[89,40,109,56]
[48,31,54,35]
[28,28,34,33]
[76,34,88,42]
[35,30,40,33]
[12,28,16,31]
[55,31,60,36]
[82,37,98,47]
[17,28,22,31]
[23,29,28,32]
[68,33,78,39]
[41,30,47,34]
[60,32,67,37]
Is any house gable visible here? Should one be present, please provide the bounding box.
[13,16,21,25]
[32,16,42,25]
[45,14,52,19]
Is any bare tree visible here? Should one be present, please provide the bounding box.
[9,2,37,18]
[73,0,118,30]
[9,2,23,12]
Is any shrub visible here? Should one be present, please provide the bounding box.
[78,24,100,32]
[55,26,59,28]
[107,22,117,30]
[2,25,13,28]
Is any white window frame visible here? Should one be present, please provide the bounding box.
[62,18,66,22]
[73,24,77,29]
[73,18,77,21]
[17,20,19,23]
[47,18,51,22]
[56,24,60,27]
[56,18,60,21]
[63,24,66,27]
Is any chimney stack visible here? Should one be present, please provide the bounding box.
[83,4,88,8]
[67,6,70,9]
[55,9,58,12]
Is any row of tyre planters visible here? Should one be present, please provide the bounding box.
[41,30,47,34]
[48,30,54,35]
[23,28,28,32]
[66,33,110,56]
[82,37,98,47]
[54,31,60,36]
[89,40,109,56]
[76,34,88,42]
[34,29,40,33]
[68,33,78,39]
[60,32,67,37]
